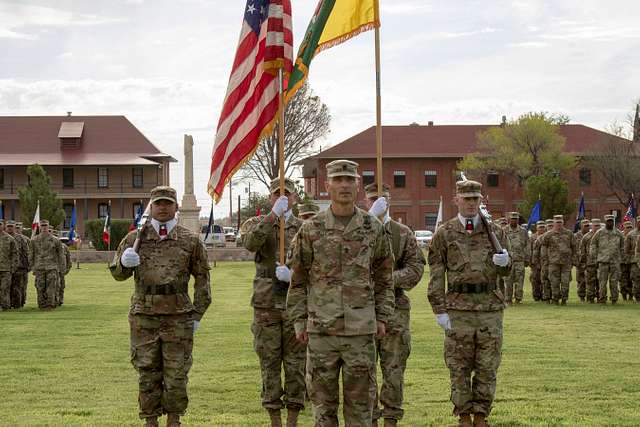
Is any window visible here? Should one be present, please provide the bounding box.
[393,170,406,188]
[579,168,591,186]
[487,172,499,187]
[0,168,4,189]
[98,203,109,219]
[362,170,375,186]
[132,167,144,188]
[63,203,74,229]
[98,167,109,188]
[424,170,437,187]
[425,213,438,230]
[63,168,74,188]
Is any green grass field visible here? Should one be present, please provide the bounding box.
[1,262,639,426]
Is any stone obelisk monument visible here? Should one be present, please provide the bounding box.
[178,134,201,234]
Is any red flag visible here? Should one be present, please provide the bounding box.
[207,0,293,202]
[102,204,111,246]
[31,201,40,236]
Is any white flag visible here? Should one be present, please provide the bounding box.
[436,197,443,229]
[31,201,40,237]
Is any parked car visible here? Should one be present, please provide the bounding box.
[201,224,226,248]
[223,227,237,242]
[414,230,433,248]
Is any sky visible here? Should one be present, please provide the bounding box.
[1,0,639,219]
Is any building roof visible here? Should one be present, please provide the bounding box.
[0,115,177,165]
[305,124,629,160]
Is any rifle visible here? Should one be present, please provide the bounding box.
[132,201,152,252]
[479,203,503,254]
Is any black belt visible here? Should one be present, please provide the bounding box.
[141,282,188,295]
[448,283,496,294]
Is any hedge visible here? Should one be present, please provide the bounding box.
[85,219,133,251]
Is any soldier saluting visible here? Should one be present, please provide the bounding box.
[110,186,211,427]
[427,180,510,427]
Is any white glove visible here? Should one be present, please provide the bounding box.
[275,263,292,282]
[368,197,388,217]
[193,320,200,333]
[121,247,140,268]
[492,249,509,267]
[436,313,451,331]
[271,196,289,218]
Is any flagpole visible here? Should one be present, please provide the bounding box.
[278,68,286,265]
[374,1,383,196]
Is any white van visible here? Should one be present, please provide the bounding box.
[201,224,226,248]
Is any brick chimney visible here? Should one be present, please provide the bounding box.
[428,121,434,126]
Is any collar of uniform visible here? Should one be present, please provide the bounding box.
[150,217,178,240]
[325,205,362,233]
[457,213,481,230]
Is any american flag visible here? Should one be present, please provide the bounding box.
[622,193,637,226]
[208,0,293,202]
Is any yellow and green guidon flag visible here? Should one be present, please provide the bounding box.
[285,0,379,102]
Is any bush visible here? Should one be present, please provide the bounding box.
[85,219,133,251]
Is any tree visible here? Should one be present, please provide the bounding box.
[17,164,65,228]
[458,112,576,182]
[518,176,573,221]
[239,83,330,187]
[85,218,131,251]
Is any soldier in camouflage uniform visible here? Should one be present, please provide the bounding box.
[589,215,624,305]
[539,219,555,302]
[298,200,320,221]
[5,220,30,308]
[494,218,507,295]
[540,215,577,305]
[580,219,602,303]
[240,177,306,427]
[503,212,530,304]
[529,221,546,301]
[58,243,71,306]
[632,216,640,303]
[574,219,591,302]
[0,219,17,311]
[287,160,394,427]
[428,180,511,427]
[29,220,64,310]
[110,186,211,427]
[620,221,634,301]
[364,183,425,427]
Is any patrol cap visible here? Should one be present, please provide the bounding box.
[591,218,601,225]
[456,180,482,198]
[298,200,320,216]
[623,220,632,227]
[5,220,15,226]
[364,182,390,198]
[269,177,296,195]
[150,186,177,204]
[536,220,546,227]
[15,222,22,227]
[604,214,615,221]
[39,219,49,226]
[553,215,564,223]
[326,160,360,179]
[508,212,519,220]
[581,219,591,226]
[636,215,640,223]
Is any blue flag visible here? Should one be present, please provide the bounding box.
[0,200,3,220]
[574,193,585,232]
[68,203,77,243]
[204,204,214,241]
[526,199,542,230]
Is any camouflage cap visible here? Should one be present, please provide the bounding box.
[326,159,360,178]
[581,219,591,226]
[623,220,633,227]
[298,200,320,216]
[591,218,601,225]
[604,214,615,221]
[536,220,546,226]
[269,177,296,195]
[15,222,22,227]
[553,215,564,223]
[545,219,554,225]
[637,215,640,223]
[456,180,482,198]
[508,211,520,220]
[5,220,15,226]
[39,219,49,226]
[364,182,390,198]
[150,186,177,204]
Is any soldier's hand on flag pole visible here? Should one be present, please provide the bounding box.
[275,263,292,282]
[271,196,289,218]
[369,197,388,217]
[436,313,452,331]
[492,249,509,267]
[121,247,140,268]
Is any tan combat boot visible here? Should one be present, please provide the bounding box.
[458,414,473,427]
[167,413,181,427]
[473,413,490,427]
[286,408,300,427]
[143,416,158,427]
[268,409,282,427]
[384,418,398,427]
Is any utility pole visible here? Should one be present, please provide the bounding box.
[228,179,232,226]
[237,194,241,231]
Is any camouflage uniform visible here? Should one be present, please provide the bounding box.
[0,223,17,310]
[620,222,634,300]
[287,160,394,427]
[9,226,31,308]
[589,217,624,304]
[574,220,590,301]
[529,222,546,301]
[110,186,211,421]
[580,220,601,302]
[503,214,530,303]
[540,217,577,304]
[58,243,71,306]
[373,218,425,422]
[427,180,511,419]
[29,225,64,309]
[241,198,306,414]
[633,222,640,302]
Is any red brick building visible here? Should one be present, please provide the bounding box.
[300,123,631,230]
[0,115,175,237]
